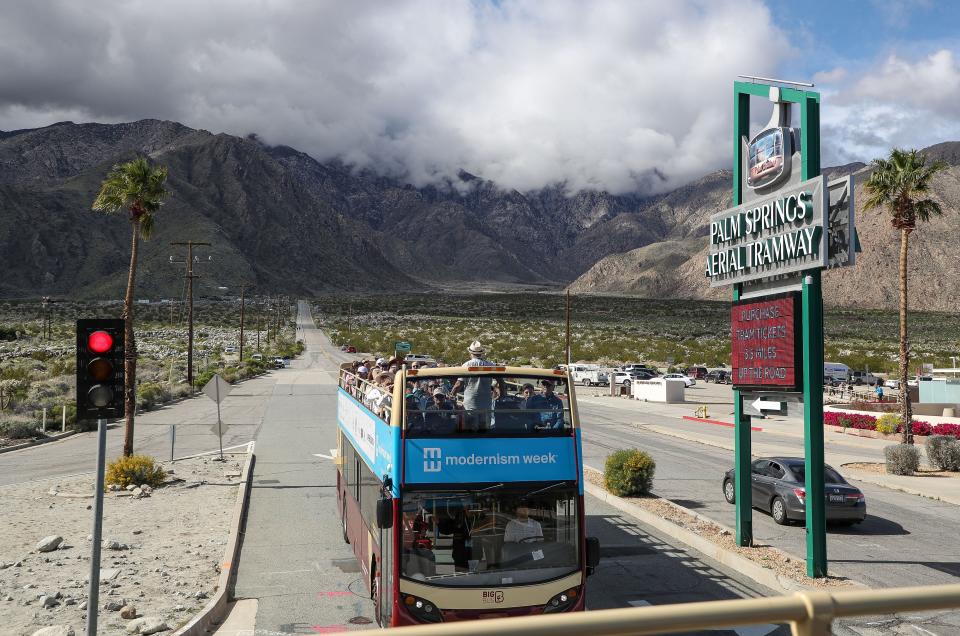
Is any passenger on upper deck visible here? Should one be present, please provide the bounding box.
[451,341,494,431]
[423,389,457,434]
[527,379,564,429]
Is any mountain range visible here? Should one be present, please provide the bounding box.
[1,119,958,310]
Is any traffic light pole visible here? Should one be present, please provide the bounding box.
[85,417,107,636]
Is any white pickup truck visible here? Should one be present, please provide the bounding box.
[566,364,609,386]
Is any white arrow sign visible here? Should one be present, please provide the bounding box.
[751,397,784,412]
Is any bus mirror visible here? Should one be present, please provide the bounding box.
[585,537,600,572]
[377,498,394,529]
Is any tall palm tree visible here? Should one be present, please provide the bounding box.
[92,157,169,456]
[863,148,946,445]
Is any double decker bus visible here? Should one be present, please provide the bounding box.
[336,363,600,626]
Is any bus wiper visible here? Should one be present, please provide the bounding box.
[472,483,505,493]
[525,482,565,498]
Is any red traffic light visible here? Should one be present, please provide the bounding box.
[88,330,114,354]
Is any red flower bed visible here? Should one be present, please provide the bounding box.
[932,423,960,438]
[824,411,877,430]
[825,412,960,438]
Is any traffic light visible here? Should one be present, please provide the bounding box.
[76,319,125,420]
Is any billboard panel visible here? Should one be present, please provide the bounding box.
[731,293,802,391]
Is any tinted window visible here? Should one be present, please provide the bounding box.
[788,464,845,484]
[751,460,767,475]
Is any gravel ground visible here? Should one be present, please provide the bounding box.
[844,461,960,479]
[0,454,245,635]
[584,467,855,589]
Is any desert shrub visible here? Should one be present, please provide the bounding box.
[193,368,218,389]
[926,436,960,471]
[884,444,920,475]
[105,454,166,488]
[1,421,42,439]
[50,402,76,428]
[875,414,901,435]
[137,382,171,411]
[604,449,656,497]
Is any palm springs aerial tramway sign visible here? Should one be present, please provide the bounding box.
[715,80,860,580]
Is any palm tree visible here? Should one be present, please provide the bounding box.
[92,157,170,456]
[863,148,946,445]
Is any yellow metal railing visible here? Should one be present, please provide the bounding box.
[394,583,960,636]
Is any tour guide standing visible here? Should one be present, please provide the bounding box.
[452,341,494,430]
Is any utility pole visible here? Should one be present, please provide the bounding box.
[565,289,572,366]
[255,297,261,352]
[171,241,211,387]
[238,284,247,361]
[41,297,50,341]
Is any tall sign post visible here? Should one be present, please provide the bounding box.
[708,81,855,577]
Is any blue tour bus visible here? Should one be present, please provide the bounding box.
[336,364,600,626]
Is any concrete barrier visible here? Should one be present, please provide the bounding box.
[171,443,256,636]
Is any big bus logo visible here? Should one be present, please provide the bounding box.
[482,590,504,604]
[423,448,443,472]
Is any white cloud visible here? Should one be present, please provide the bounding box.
[0,0,788,194]
[821,49,960,165]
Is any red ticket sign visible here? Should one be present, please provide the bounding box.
[731,295,801,390]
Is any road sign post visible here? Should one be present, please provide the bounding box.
[202,374,232,461]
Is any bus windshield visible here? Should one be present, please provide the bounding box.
[404,374,571,436]
[400,485,579,587]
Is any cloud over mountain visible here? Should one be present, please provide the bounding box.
[0,0,787,194]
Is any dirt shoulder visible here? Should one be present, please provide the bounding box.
[0,454,245,636]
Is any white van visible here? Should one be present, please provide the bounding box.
[823,362,850,384]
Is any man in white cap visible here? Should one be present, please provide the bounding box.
[451,341,494,430]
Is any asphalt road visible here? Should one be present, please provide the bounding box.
[229,302,794,634]
[0,369,273,487]
[5,303,958,634]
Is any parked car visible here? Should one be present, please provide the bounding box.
[613,370,655,387]
[823,377,840,387]
[272,357,285,369]
[622,363,659,375]
[251,353,263,362]
[884,378,901,389]
[685,366,708,380]
[346,345,357,353]
[224,346,237,354]
[848,370,879,386]
[907,375,932,387]
[722,457,865,526]
[704,370,730,384]
[663,373,695,387]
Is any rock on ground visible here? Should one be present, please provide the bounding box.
[35,536,63,552]
[31,627,75,636]
[126,617,170,634]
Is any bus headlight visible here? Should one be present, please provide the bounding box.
[543,587,579,613]
[403,594,442,623]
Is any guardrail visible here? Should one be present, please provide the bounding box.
[394,583,960,636]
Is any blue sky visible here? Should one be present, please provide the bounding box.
[770,0,960,80]
[0,1,958,193]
